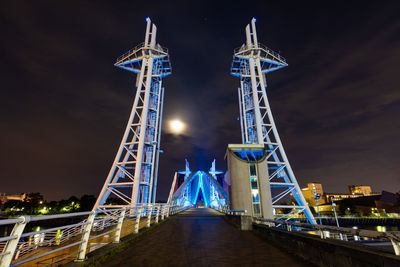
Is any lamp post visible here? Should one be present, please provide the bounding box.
[331,197,343,240]
[331,197,340,227]
[313,185,322,225]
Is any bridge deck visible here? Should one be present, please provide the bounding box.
[103,208,307,266]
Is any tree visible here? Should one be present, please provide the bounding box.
[79,195,96,211]
[26,193,44,205]
[3,200,24,214]
[339,198,357,215]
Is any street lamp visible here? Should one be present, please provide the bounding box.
[330,197,343,240]
[312,185,322,225]
[330,197,340,227]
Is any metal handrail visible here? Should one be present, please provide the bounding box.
[115,43,169,64]
[0,219,25,226]
[0,211,94,227]
[226,210,247,216]
[0,203,186,266]
[254,217,400,255]
[20,221,91,238]
[233,43,286,63]
[256,218,399,240]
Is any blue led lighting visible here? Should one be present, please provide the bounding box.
[171,170,228,208]
[233,149,264,162]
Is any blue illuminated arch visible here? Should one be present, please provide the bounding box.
[170,171,228,209]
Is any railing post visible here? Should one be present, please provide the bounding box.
[101,219,105,231]
[161,205,165,220]
[390,238,400,256]
[166,205,170,218]
[339,233,344,241]
[147,204,153,228]
[324,231,330,239]
[76,212,95,262]
[134,206,143,234]
[113,208,126,243]
[0,216,29,267]
[155,205,160,223]
[319,230,325,239]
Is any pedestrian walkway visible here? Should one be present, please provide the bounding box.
[103,208,308,266]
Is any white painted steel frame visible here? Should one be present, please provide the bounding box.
[231,18,316,224]
[94,18,171,211]
[0,204,185,266]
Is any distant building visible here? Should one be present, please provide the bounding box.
[301,183,326,206]
[300,183,381,213]
[0,193,27,204]
[335,191,400,215]
[324,193,366,202]
[325,185,378,202]
[348,185,373,196]
[298,182,399,215]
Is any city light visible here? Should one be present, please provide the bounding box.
[39,207,48,214]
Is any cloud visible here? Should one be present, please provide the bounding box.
[1,1,399,201]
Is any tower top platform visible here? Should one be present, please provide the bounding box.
[114,18,172,76]
[231,18,287,77]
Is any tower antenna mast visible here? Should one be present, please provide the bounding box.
[94,18,171,211]
[231,18,316,224]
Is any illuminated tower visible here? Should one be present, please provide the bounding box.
[231,18,316,224]
[94,18,171,211]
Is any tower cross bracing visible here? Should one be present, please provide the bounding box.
[231,18,316,224]
[94,18,171,211]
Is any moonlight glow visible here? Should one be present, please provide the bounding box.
[169,119,185,134]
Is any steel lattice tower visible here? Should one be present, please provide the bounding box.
[94,18,171,211]
[231,18,316,224]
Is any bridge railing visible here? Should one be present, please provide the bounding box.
[254,217,400,256]
[0,203,185,266]
[224,209,246,216]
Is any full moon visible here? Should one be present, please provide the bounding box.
[169,119,185,134]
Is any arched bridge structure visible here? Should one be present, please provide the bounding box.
[169,170,228,209]
[167,161,229,209]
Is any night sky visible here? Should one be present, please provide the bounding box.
[1,1,399,201]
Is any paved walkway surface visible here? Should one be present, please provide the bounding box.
[103,208,308,266]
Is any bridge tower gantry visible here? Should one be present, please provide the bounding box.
[231,18,316,224]
[93,18,171,211]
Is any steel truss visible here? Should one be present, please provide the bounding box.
[168,160,228,209]
[170,171,228,209]
[231,18,316,224]
[94,18,171,211]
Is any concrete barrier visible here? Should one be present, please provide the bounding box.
[253,223,400,267]
[225,214,253,230]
